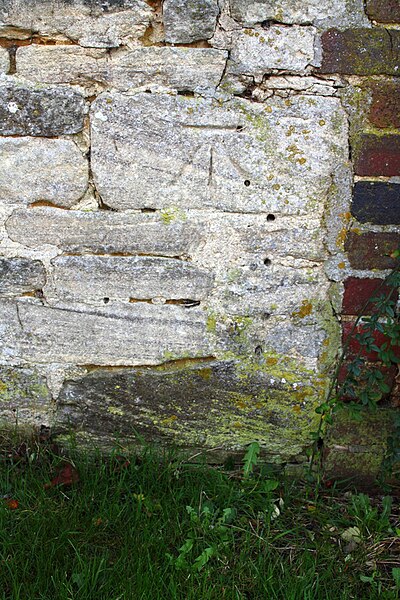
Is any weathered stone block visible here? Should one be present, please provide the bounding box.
[48,255,214,302]
[109,47,227,95]
[55,361,319,458]
[0,48,9,73]
[320,28,400,75]
[0,0,152,47]
[369,82,400,128]
[345,231,399,270]
[6,207,205,256]
[0,258,46,296]
[230,0,368,27]
[0,299,211,366]
[0,138,88,207]
[16,46,227,96]
[366,0,400,23]
[228,26,317,79]
[0,83,85,136]
[354,134,400,177]
[342,277,397,315]
[352,182,400,224]
[163,0,219,43]
[91,92,348,214]
[0,366,52,427]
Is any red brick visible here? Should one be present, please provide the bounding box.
[342,321,400,361]
[342,277,398,315]
[319,29,400,75]
[345,231,399,270]
[354,134,400,177]
[369,82,400,128]
[366,0,400,23]
[338,360,397,400]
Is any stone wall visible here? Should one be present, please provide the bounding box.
[0,0,398,472]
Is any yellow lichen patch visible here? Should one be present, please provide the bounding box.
[338,262,345,269]
[292,300,313,319]
[161,415,177,426]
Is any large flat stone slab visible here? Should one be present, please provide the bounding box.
[47,255,214,302]
[0,299,212,366]
[0,48,9,73]
[55,361,319,459]
[0,366,52,427]
[5,207,206,256]
[0,138,88,207]
[0,0,152,47]
[0,258,46,296]
[0,83,85,136]
[91,92,348,215]
[16,46,227,96]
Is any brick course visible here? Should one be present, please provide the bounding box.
[352,182,400,225]
[345,232,399,270]
[354,134,400,177]
[366,0,400,23]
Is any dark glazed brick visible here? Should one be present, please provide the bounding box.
[0,257,46,295]
[352,182,400,224]
[354,134,400,177]
[342,277,398,315]
[319,29,400,75]
[345,231,399,269]
[0,84,85,137]
[369,82,400,128]
[342,321,400,361]
[366,0,400,23]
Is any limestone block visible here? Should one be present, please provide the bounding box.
[91,92,348,215]
[0,48,9,73]
[230,0,369,28]
[0,366,52,427]
[0,138,88,207]
[163,0,219,43]
[0,258,46,295]
[0,0,152,48]
[55,361,319,457]
[109,47,227,95]
[6,207,205,256]
[48,255,214,302]
[0,299,211,366]
[16,46,227,96]
[16,46,109,88]
[0,83,85,136]
[228,26,317,79]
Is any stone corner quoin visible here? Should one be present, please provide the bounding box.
[0,0,395,472]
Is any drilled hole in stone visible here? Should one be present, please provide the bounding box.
[263,312,271,320]
[267,214,276,221]
[244,180,251,187]
[255,345,263,356]
[103,297,110,304]
[264,258,272,266]
[236,125,244,132]
[141,207,156,213]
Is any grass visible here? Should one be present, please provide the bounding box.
[0,439,399,600]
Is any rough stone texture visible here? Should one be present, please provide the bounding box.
[0,83,85,136]
[345,232,399,270]
[320,29,400,75]
[6,207,205,256]
[163,0,219,43]
[342,277,398,315]
[47,255,214,302]
[55,361,319,458]
[229,0,369,27]
[16,46,227,96]
[369,82,400,128]
[354,134,400,177]
[0,48,9,73]
[352,182,400,224]
[228,26,317,80]
[366,0,400,23]
[0,0,152,48]
[0,138,88,207]
[0,299,212,366]
[0,366,52,427]
[0,258,46,296]
[91,92,348,214]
